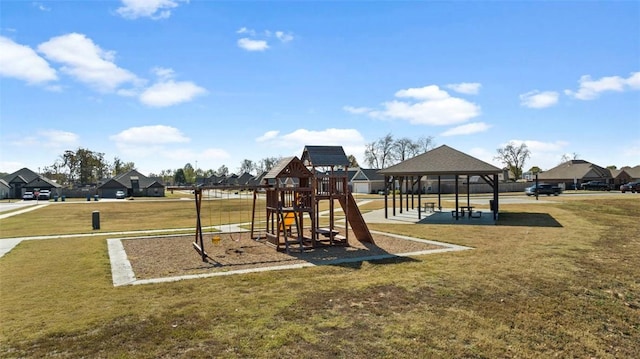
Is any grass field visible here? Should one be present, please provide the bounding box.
[0,194,638,358]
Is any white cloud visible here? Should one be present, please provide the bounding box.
[37,33,140,93]
[395,85,450,100]
[33,2,51,11]
[440,122,491,136]
[502,139,569,153]
[237,38,269,52]
[353,85,481,126]
[564,72,640,100]
[256,128,365,163]
[236,27,256,36]
[41,130,80,148]
[138,67,205,107]
[343,106,372,114]
[446,82,481,95]
[116,0,187,20]
[10,129,79,148]
[256,130,280,142]
[0,36,57,84]
[110,125,190,145]
[275,31,294,43]
[520,90,559,109]
[236,28,294,51]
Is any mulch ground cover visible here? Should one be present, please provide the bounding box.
[122,231,444,280]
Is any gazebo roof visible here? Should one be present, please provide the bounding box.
[378,145,501,176]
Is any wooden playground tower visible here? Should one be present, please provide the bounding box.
[193,145,374,261]
[263,146,374,252]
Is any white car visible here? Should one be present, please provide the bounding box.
[37,190,51,200]
[116,190,126,199]
[22,192,35,200]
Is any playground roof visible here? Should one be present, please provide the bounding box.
[378,145,501,176]
[264,156,314,179]
[301,146,349,167]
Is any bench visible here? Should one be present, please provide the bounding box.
[422,202,435,213]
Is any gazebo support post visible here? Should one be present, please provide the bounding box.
[384,176,389,219]
[438,176,442,211]
[467,175,471,207]
[455,175,460,220]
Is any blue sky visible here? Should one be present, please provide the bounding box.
[1,1,639,176]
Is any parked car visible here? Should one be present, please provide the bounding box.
[115,190,126,199]
[525,183,562,196]
[37,190,51,200]
[580,181,611,191]
[22,192,35,200]
[620,182,640,193]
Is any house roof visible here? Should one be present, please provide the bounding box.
[264,156,314,179]
[620,165,640,179]
[301,146,349,167]
[25,176,61,188]
[99,169,164,189]
[353,168,385,181]
[378,145,501,176]
[2,168,61,188]
[538,160,612,181]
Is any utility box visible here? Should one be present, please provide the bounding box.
[92,211,100,230]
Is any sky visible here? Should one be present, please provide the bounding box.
[1,0,639,176]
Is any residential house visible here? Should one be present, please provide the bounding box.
[538,160,612,189]
[1,168,62,199]
[97,169,165,198]
[351,168,386,194]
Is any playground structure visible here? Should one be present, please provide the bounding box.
[193,146,374,261]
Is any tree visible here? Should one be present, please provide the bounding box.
[414,136,436,155]
[112,157,135,176]
[494,142,531,181]
[529,166,542,174]
[239,159,255,175]
[364,133,395,169]
[174,168,186,185]
[560,152,580,163]
[393,137,417,162]
[216,165,229,177]
[347,154,359,168]
[256,156,281,174]
[183,163,196,184]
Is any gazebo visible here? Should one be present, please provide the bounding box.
[377,145,502,222]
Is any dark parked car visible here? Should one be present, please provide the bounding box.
[620,182,640,193]
[525,183,562,196]
[581,181,611,191]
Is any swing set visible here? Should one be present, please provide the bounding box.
[192,185,267,263]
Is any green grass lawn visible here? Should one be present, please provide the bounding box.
[0,195,638,358]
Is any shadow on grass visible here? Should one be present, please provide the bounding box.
[287,241,421,269]
[497,212,563,227]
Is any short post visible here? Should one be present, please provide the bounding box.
[92,211,100,230]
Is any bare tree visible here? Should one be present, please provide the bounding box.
[494,142,531,181]
[364,133,395,169]
[560,152,580,164]
[256,156,281,174]
[413,136,436,155]
[393,137,416,162]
